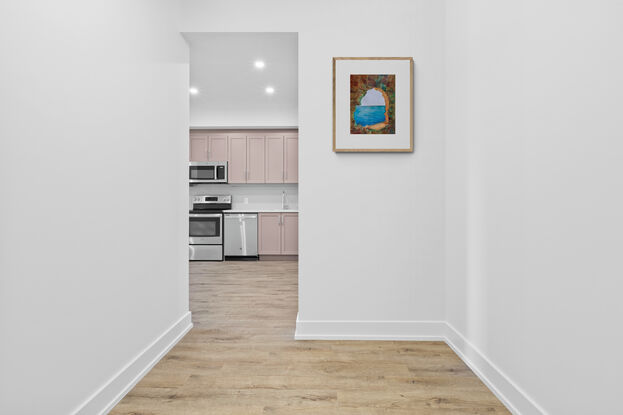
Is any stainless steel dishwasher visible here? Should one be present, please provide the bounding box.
[224,213,258,259]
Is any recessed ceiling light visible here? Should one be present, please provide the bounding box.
[189,87,199,95]
[265,86,275,95]
[254,60,265,69]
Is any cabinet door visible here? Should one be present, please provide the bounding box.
[246,136,266,183]
[228,135,247,183]
[258,213,281,254]
[208,135,228,162]
[281,213,298,255]
[265,135,284,183]
[284,134,298,183]
[190,133,208,161]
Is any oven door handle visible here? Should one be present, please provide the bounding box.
[189,213,222,218]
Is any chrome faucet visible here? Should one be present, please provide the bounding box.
[282,190,289,210]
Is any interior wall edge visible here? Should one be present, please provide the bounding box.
[444,323,547,415]
[71,312,193,415]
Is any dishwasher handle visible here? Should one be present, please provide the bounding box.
[225,213,258,219]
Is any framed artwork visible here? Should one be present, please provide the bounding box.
[332,57,413,152]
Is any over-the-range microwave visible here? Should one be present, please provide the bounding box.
[189,161,228,184]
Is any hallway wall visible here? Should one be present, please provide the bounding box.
[0,1,190,414]
[445,1,623,413]
[180,0,447,335]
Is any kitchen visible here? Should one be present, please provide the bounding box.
[185,33,298,262]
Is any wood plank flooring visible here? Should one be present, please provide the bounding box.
[110,261,510,414]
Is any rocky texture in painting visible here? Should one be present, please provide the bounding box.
[350,74,395,134]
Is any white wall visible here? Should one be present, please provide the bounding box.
[6,1,618,413]
[0,1,190,414]
[445,1,623,413]
[180,0,447,335]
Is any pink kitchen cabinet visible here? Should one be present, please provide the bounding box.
[281,213,299,255]
[246,136,266,183]
[258,213,282,254]
[190,130,298,183]
[284,134,298,183]
[190,133,208,161]
[258,212,298,256]
[265,135,285,183]
[208,135,228,162]
[228,135,247,183]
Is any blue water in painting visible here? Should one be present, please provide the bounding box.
[354,105,386,126]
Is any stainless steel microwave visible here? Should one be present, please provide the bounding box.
[189,161,228,184]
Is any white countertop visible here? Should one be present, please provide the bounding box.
[224,208,298,213]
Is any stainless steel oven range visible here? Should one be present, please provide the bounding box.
[189,195,231,261]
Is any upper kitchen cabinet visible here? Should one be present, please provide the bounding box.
[208,135,228,162]
[265,133,298,184]
[228,135,247,183]
[265,135,285,183]
[190,133,208,161]
[189,130,298,184]
[284,134,298,183]
[246,136,266,183]
[190,133,228,162]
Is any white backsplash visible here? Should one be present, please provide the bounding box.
[189,183,298,210]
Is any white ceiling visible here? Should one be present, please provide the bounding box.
[183,32,298,127]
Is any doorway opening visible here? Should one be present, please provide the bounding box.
[183,32,299,335]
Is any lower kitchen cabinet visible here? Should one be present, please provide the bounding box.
[258,213,282,254]
[281,213,298,255]
[258,212,298,256]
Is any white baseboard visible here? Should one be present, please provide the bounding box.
[72,312,193,415]
[294,315,446,340]
[444,323,547,415]
[295,315,545,415]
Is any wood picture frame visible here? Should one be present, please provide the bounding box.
[332,57,413,152]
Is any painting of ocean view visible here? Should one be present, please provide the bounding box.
[334,57,412,151]
[350,74,395,134]
[354,105,386,126]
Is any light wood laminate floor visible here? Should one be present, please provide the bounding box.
[111,261,510,414]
